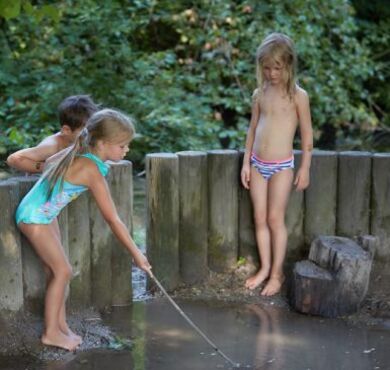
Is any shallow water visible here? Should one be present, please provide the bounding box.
[3,298,389,370]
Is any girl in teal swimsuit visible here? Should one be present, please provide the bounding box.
[16,109,151,351]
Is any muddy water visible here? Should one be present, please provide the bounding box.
[4,298,387,370]
[107,299,390,370]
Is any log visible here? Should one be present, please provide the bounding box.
[0,180,23,312]
[304,150,337,244]
[177,151,208,284]
[291,260,336,316]
[68,192,91,308]
[285,150,304,257]
[207,150,239,273]
[108,161,133,306]
[16,176,45,313]
[371,153,390,261]
[90,191,112,310]
[146,153,179,291]
[291,236,373,317]
[337,151,371,237]
[238,150,258,269]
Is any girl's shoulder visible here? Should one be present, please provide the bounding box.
[295,84,308,95]
[252,88,262,103]
[294,85,309,104]
[252,87,263,98]
[72,156,102,177]
[78,153,110,178]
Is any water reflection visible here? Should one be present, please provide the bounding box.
[254,305,390,369]
[1,299,389,370]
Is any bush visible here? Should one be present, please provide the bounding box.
[0,0,386,169]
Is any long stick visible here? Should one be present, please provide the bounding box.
[147,270,240,368]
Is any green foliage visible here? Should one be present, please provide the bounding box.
[351,0,390,150]
[0,1,60,22]
[0,0,387,169]
[237,256,246,267]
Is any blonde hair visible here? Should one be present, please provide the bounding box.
[255,33,297,99]
[45,108,135,196]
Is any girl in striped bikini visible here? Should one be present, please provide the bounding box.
[241,33,313,296]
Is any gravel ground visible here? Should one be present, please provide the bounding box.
[0,308,121,361]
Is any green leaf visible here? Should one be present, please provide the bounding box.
[0,0,21,20]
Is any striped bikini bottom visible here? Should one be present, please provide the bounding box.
[250,153,294,180]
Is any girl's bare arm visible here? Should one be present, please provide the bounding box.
[243,93,261,165]
[294,88,313,190]
[296,88,313,169]
[241,93,261,189]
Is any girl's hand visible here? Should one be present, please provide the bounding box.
[294,168,310,191]
[241,164,251,189]
[133,250,152,273]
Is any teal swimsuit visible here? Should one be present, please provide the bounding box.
[15,153,109,225]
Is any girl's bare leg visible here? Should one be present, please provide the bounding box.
[51,220,82,344]
[43,263,81,345]
[19,223,79,351]
[245,167,271,290]
[261,169,293,296]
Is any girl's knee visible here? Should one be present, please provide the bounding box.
[64,265,73,280]
[254,214,267,229]
[267,213,285,230]
[55,264,73,281]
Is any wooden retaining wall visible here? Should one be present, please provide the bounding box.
[147,150,390,291]
[0,161,133,313]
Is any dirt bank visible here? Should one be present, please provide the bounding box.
[0,307,128,362]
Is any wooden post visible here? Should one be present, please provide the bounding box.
[207,150,239,273]
[304,150,337,244]
[146,154,179,291]
[0,180,23,312]
[238,150,258,269]
[177,151,208,284]
[285,150,304,258]
[109,161,133,306]
[16,176,45,313]
[337,151,371,237]
[90,193,112,310]
[371,153,390,261]
[68,192,91,308]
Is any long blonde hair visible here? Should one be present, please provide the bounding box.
[45,108,135,197]
[255,33,297,100]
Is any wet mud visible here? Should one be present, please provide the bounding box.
[2,298,389,370]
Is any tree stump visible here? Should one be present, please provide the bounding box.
[290,236,374,317]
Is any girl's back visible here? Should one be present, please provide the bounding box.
[16,153,108,225]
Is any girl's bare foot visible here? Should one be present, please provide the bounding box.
[245,268,270,290]
[66,329,82,345]
[41,330,80,351]
[60,324,82,345]
[261,275,285,296]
